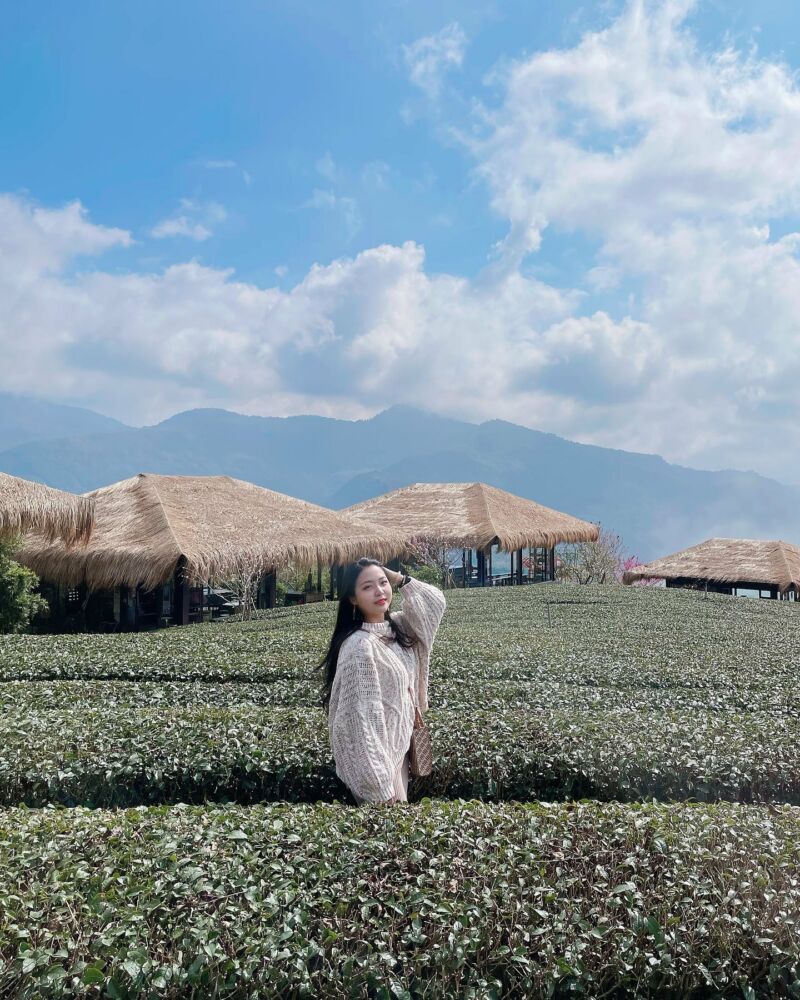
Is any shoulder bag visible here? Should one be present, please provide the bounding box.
[409,704,432,777]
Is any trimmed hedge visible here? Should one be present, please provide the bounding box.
[2,585,799,694]
[2,675,799,714]
[1,799,799,998]
[2,704,800,808]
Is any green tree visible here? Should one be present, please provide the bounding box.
[0,536,49,633]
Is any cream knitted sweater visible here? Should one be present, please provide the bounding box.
[328,576,447,803]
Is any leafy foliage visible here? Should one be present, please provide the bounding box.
[2,583,800,995]
[0,536,48,634]
[1,585,799,808]
[2,703,800,808]
[1,799,799,997]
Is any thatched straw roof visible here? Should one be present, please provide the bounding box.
[18,473,412,590]
[623,538,800,593]
[0,472,94,545]
[342,482,599,552]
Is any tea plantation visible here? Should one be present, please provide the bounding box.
[2,584,800,997]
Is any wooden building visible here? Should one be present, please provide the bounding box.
[342,481,599,588]
[19,473,410,630]
[623,537,800,600]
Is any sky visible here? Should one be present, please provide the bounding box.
[2,0,800,483]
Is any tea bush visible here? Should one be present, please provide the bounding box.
[1,799,799,998]
[3,583,800,996]
[1,585,799,809]
[2,704,800,808]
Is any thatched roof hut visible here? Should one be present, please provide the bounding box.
[342,482,599,551]
[18,473,411,590]
[623,538,800,595]
[0,472,94,545]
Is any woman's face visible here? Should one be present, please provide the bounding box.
[350,564,392,621]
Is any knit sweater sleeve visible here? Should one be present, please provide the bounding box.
[395,575,446,653]
[393,576,446,713]
[329,635,397,804]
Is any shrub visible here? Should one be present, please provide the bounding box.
[0,536,48,634]
[1,799,799,998]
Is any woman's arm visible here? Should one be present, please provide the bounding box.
[385,569,447,652]
[330,639,397,803]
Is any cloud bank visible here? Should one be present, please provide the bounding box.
[2,0,800,482]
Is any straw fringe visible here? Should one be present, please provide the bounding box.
[342,481,599,551]
[18,473,412,589]
[0,473,94,545]
[622,537,800,593]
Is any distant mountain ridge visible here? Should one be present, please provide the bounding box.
[0,393,128,453]
[0,399,798,560]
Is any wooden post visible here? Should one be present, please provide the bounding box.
[329,563,336,600]
[317,560,322,594]
[477,549,486,587]
[462,548,466,588]
[336,564,344,598]
[488,545,493,583]
[173,558,190,626]
[266,571,277,609]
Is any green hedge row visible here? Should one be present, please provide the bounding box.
[2,585,798,690]
[3,705,799,808]
[2,675,799,714]
[2,799,799,998]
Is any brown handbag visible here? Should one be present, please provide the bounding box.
[409,705,432,777]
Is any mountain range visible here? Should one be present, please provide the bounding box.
[0,393,798,561]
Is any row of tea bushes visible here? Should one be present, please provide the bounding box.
[3,674,800,715]
[1,585,798,687]
[1,799,798,998]
[3,704,800,808]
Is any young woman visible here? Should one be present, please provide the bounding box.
[319,558,446,805]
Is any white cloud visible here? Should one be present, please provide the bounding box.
[316,151,340,183]
[202,159,252,186]
[151,218,212,241]
[462,0,800,474]
[303,188,361,238]
[475,0,800,262]
[403,22,467,99]
[150,199,227,241]
[0,194,652,438]
[3,2,800,480]
[0,196,131,276]
[361,160,391,190]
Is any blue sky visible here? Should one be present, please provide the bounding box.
[4,0,799,284]
[2,1,800,482]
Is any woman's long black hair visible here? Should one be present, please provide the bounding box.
[318,557,419,714]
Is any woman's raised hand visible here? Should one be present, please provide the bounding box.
[382,567,405,588]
